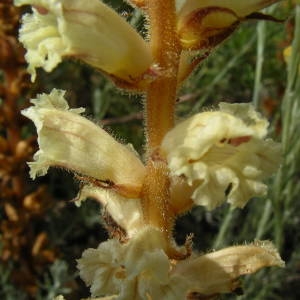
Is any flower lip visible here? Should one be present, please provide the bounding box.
[161,102,281,210]
[177,0,280,17]
[176,0,281,50]
[178,5,240,49]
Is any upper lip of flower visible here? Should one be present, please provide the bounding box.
[15,0,152,85]
[176,0,281,50]
[21,88,146,197]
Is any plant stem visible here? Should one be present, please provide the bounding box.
[141,159,173,235]
[141,0,181,256]
[144,0,180,152]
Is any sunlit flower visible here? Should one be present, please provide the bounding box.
[174,0,281,83]
[174,239,284,297]
[78,238,125,297]
[78,227,284,300]
[78,227,187,300]
[15,0,152,83]
[161,102,281,210]
[21,89,146,199]
[176,0,280,50]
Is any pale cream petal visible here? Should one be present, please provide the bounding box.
[77,185,144,238]
[219,102,268,138]
[53,296,65,300]
[78,227,188,300]
[15,0,152,82]
[162,106,263,161]
[174,241,284,296]
[177,0,280,50]
[21,89,145,198]
[124,227,169,276]
[161,103,281,210]
[119,277,188,300]
[145,275,188,300]
[77,239,125,297]
[119,250,171,300]
[178,0,279,16]
[122,227,188,300]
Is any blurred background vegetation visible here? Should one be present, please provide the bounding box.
[0,0,299,299]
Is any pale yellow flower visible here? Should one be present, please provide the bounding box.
[176,0,280,50]
[78,227,188,300]
[15,0,152,83]
[174,0,281,83]
[161,102,281,210]
[78,227,284,300]
[21,89,146,199]
[174,240,284,297]
[78,238,125,297]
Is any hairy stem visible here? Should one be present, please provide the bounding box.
[144,0,180,151]
[141,0,182,256]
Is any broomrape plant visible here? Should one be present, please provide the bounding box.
[15,0,286,299]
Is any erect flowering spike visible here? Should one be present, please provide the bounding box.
[21,89,146,198]
[15,0,152,84]
[176,0,280,50]
[161,102,281,210]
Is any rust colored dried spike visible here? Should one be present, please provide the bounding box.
[0,1,58,297]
